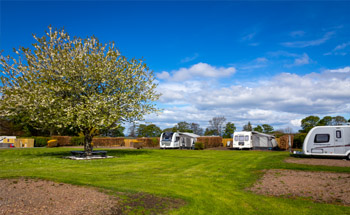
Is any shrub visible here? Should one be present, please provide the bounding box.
[194,142,204,150]
[71,136,84,146]
[293,133,307,149]
[33,136,50,147]
[47,139,58,148]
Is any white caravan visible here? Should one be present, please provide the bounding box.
[232,131,277,150]
[160,132,199,149]
[302,125,350,159]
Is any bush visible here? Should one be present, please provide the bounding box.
[194,142,204,150]
[293,133,307,149]
[71,136,84,146]
[33,136,50,147]
[47,139,58,148]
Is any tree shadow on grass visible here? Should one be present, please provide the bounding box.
[103,149,153,157]
[30,149,153,158]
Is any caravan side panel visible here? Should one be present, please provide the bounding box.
[303,126,350,157]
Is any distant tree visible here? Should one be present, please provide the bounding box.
[204,128,217,136]
[173,121,193,132]
[100,125,125,137]
[332,116,347,125]
[283,127,293,134]
[243,121,252,131]
[223,122,236,138]
[0,27,159,155]
[128,122,138,137]
[262,124,274,133]
[208,116,226,136]
[137,124,161,137]
[299,116,320,133]
[317,116,333,126]
[162,128,173,133]
[253,125,263,132]
[190,122,203,135]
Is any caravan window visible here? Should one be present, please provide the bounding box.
[239,135,245,141]
[234,136,238,141]
[162,132,173,140]
[336,130,341,138]
[245,135,249,141]
[314,134,330,143]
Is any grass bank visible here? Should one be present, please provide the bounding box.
[0,148,349,214]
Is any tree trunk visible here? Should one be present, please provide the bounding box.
[84,133,93,156]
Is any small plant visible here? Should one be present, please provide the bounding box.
[194,142,204,150]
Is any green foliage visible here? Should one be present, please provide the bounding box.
[137,124,162,137]
[243,121,252,131]
[293,133,307,148]
[262,124,274,133]
[151,137,159,146]
[253,125,263,132]
[0,27,159,153]
[300,116,320,133]
[301,115,348,133]
[317,116,333,126]
[33,136,50,147]
[71,136,84,146]
[194,142,204,150]
[204,128,217,136]
[173,121,193,132]
[100,125,125,137]
[223,122,236,138]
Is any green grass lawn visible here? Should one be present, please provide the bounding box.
[0,148,349,214]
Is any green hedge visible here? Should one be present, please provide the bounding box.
[293,133,307,149]
[33,137,50,147]
[71,136,84,146]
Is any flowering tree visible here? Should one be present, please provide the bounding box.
[0,27,159,155]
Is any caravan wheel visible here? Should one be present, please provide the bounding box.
[347,153,350,160]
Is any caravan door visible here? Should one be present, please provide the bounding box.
[334,128,344,154]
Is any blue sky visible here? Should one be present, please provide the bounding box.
[1,1,350,133]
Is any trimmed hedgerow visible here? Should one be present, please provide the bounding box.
[71,136,84,146]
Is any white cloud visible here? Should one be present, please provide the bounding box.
[291,53,310,66]
[334,42,350,51]
[180,53,199,63]
[290,119,301,127]
[325,66,350,73]
[157,71,170,79]
[324,42,350,56]
[282,31,334,48]
[255,57,268,63]
[156,62,236,81]
[150,64,350,131]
